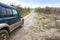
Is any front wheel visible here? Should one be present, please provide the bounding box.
[0,30,9,40]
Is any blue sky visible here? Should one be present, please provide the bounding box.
[20,0,60,5]
[18,0,60,8]
[0,0,60,8]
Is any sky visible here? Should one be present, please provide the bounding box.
[0,0,60,8]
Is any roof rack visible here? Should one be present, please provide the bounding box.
[0,2,15,9]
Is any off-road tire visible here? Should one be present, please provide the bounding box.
[0,30,9,40]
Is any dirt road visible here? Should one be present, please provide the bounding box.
[10,11,35,40]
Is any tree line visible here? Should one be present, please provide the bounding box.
[35,6,60,14]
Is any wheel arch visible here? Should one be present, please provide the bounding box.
[0,27,10,33]
[0,23,10,33]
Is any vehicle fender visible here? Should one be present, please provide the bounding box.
[0,23,10,31]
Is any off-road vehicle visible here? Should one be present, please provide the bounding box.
[0,3,24,40]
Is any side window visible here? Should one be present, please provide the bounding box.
[0,6,2,17]
[6,8,13,17]
[12,10,18,16]
[1,7,7,17]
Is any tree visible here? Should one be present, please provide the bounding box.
[35,7,45,13]
[45,6,52,14]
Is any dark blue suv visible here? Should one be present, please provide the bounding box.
[0,3,24,40]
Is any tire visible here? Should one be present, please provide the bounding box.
[0,30,9,40]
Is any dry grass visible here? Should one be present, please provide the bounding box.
[29,13,60,40]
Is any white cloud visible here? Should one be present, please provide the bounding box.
[0,0,32,8]
[0,0,14,4]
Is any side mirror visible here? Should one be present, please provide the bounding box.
[20,16,23,18]
[18,13,22,18]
